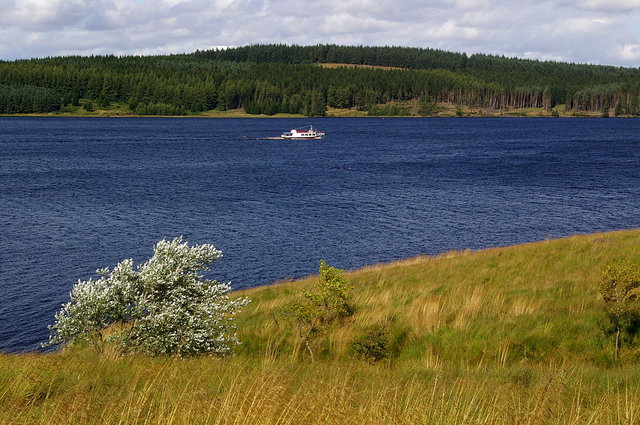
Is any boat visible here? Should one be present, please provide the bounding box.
[280,126,325,140]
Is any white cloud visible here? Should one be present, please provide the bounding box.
[420,20,481,41]
[570,0,640,11]
[559,17,610,33]
[522,51,567,62]
[0,0,94,30]
[0,0,639,66]
[618,43,640,60]
[446,0,490,10]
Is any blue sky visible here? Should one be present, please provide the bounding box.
[1,0,640,66]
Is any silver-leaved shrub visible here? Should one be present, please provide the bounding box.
[45,237,249,356]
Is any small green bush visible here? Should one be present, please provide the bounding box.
[600,261,640,360]
[282,260,353,361]
[352,325,390,363]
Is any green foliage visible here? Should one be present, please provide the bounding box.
[306,260,353,319]
[418,97,440,116]
[368,103,411,116]
[0,84,61,113]
[134,102,186,115]
[2,44,640,116]
[305,90,327,117]
[82,101,94,112]
[98,93,110,108]
[196,44,470,70]
[614,102,623,117]
[282,260,353,360]
[600,261,640,360]
[351,325,390,363]
[551,108,560,117]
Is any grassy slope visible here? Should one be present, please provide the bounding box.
[237,229,640,363]
[2,229,640,424]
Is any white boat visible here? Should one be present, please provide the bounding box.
[280,126,325,140]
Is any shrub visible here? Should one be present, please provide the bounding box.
[352,325,390,363]
[134,102,186,115]
[45,237,249,356]
[600,261,640,360]
[282,260,353,361]
[368,104,411,116]
[419,97,440,116]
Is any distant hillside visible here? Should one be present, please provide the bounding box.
[1,44,639,117]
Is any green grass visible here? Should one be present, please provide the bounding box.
[3,229,640,424]
[236,230,640,364]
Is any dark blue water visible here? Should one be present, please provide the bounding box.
[1,117,639,352]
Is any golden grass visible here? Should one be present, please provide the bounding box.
[4,354,640,424]
[236,230,640,365]
[194,109,304,118]
[3,229,640,424]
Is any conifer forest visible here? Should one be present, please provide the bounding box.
[1,44,639,116]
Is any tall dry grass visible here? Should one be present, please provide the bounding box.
[4,353,640,424]
[2,229,640,424]
[237,229,640,365]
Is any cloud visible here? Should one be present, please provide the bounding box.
[0,0,95,31]
[0,0,639,66]
[618,43,640,61]
[567,0,640,11]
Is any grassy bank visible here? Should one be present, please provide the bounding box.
[0,104,306,118]
[1,102,622,118]
[2,229,640,424]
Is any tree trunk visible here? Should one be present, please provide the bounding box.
[305,341,315,363]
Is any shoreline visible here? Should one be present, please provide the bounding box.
[1,113,629,118]
[237,228,640,293]
[0,104,627,119]
[4,228,639,354]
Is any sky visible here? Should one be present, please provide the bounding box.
[1,0,640,67]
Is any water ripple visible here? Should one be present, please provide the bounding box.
[1,117,640,351]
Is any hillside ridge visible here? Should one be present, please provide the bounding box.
[2,44,639,117]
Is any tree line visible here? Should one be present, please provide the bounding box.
[0,84,62,113]
[1,44,640,116]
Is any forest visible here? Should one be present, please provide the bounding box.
[0,44,639,116]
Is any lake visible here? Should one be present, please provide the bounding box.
[1,117,639,352]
